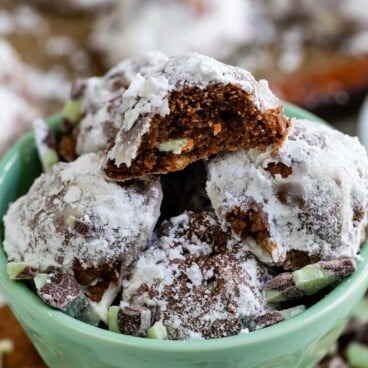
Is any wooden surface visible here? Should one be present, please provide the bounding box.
[0,306,46,368]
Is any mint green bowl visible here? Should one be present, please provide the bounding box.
[0,104,368,368]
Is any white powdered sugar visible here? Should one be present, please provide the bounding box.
[107,52,281,167]
[3,153,163,272]
[122,212,268,339]
[76,52,168,155]
[92,0,255,66]
[207,119,368,266]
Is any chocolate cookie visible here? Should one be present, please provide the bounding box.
[121,211,270,339]
[207,118,368,269]
[3,153,162,321]
[104,52,290,181]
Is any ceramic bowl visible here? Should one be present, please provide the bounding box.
[0,104,368,368]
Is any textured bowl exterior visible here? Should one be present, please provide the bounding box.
[0,105,368,368]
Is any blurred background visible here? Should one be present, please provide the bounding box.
[0,0,367,367]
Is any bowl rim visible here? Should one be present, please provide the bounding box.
[0,103,368,353]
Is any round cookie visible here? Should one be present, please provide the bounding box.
[76,52,168,155]
[3,153,163,292]
[206,119,368,269]
[121,211,270,340]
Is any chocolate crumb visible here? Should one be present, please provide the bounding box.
[73,218,93,236]
[70,79,86,100]
[42,130,57,150]
[117,305,152,337]
[250,311,285,331]
[266,162,292,178]
[16,266,38,280]
[39,273,80,310]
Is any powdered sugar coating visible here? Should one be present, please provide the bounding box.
[107,52,281,167]
[3,153,162,272]
[207,119,368,266]
[76,52,168,155]
[122,211,269,340]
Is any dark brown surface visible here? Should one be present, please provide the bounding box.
[0,306,46,368]
[160,161,211,221]
[225,203,277,256]
[282,250,320,271]
[105,84,290,181]
[73,259,121,302]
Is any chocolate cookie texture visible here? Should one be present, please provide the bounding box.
[76,52,168,156]
[207,119,368,269]
[122,211,270,339]
[104,52,290,181]
[3,153,162,273]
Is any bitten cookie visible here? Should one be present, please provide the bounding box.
[104,52,290,181]
[76,52,168,155]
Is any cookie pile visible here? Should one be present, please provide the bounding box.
[3,53,368,340]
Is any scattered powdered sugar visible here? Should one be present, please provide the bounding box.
[76,52,168,155]
[107,52,281,167]
[3,153,163,272]
[207,119,368,266]
[63,185,82,204]
[122,211,268,339]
